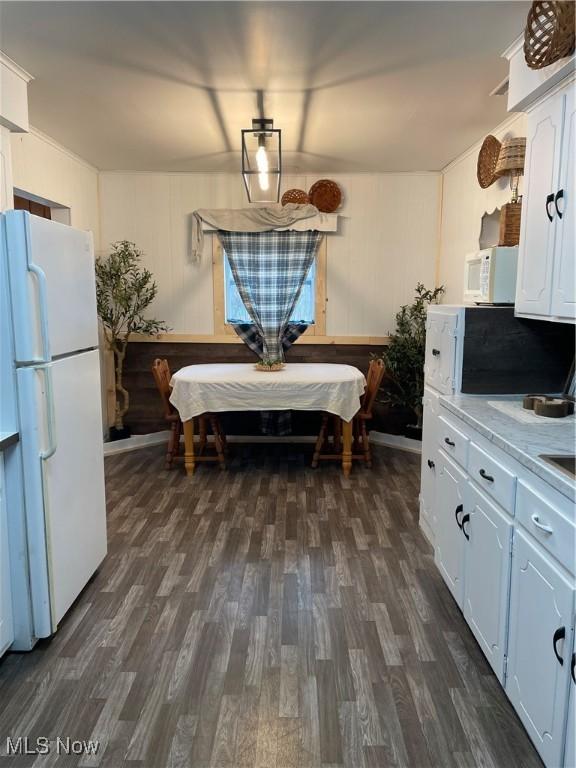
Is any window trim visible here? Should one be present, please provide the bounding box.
[212,234,327,338]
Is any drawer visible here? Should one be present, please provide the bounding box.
[437,415,469,469]
[468,442,516,513]
[517,481,575,574]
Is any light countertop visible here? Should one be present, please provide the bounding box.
[439,395,575,499]
[0,431,19,452]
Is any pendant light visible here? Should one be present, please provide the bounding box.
[241,118,281,203]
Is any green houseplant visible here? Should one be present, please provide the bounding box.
[377,282,445,439]
[96,241,168,439]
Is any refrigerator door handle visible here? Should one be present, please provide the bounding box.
[27,260,52,364]
[32,363,58,460]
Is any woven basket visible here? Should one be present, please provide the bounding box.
[499,202,522,247]
[308,179,342,212]
[477,135,502,188]
[281,189,310,206]
[524,1,575,70]
[495,138,526,177]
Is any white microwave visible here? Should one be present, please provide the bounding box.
[463,246,518,305]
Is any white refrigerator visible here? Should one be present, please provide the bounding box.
[1,210,107,646]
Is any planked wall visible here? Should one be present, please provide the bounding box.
[98,172,441,338]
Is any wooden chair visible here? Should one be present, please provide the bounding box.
[312,358,385,469]
[151,358,226,470]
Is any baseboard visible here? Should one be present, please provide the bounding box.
[103,430,422,456]
[369,431,422,454]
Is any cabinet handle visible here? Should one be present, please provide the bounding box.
[455,503,463,529]
[553,626,566,665]
[571,652,575,684]
[432,348,441,357]
[546,193,555,222]
[554,189,564,219]
[461,512,470,540]
[479,468,494,483]
[531,513,553,535]
[444,437,455,447]
[427,459,435,469]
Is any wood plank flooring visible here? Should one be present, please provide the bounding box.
[0,444,543,767]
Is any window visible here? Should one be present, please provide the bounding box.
[223,253,316,325]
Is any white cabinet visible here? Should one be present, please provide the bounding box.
[506,528,574,768]
[551,86,576,319]
[434,450,467,608]
[565,641,575,768]
[0,453,14,656]
[419,386,439,543]
[463,483,513,683]
[515,81,576,321]
[424,309,460,395]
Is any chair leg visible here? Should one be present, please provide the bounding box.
[166,422,177,469]
[361,421,372,468]
[174,420,182,458]
[334,417,342,455]
[312,414,329,467]
[198,415,207,456]
[209,415,226,470]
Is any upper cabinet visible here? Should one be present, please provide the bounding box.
[504,37,575,323]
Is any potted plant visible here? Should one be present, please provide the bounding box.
[377,282,445,441]
[96,240,168,440]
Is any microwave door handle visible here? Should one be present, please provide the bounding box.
[546,193,555,222]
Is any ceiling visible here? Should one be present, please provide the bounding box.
[0,1,529,173]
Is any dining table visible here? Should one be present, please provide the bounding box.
[169,362,367,477]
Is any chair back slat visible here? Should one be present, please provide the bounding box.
[151,358,176,419]
[361,358,385,416]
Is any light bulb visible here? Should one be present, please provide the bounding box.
[256,144,269,191]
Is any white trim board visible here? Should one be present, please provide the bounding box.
[103,430,421,456]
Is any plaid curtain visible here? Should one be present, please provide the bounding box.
[218,230,323,362]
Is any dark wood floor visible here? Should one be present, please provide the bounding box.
[0,444,542,768]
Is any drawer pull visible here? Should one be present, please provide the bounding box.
[427,459,435,469]
[531,514,553,534]
[555,189,564,219]
[432,348,440,357]
[455,503,463,529]
[461,513,470,540]
[479,468,494,482]
[553,626,566,665]
[546,193,555,222]
[571,653,575,684]
[444,437,455,447]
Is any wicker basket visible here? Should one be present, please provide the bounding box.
[495,138,526,177]
[499,202,522,247]
[477,135,502,188]
[524,1,575,70]
[281,189,310,206]
[308,179,342,212]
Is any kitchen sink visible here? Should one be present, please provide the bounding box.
[539,454,576,479]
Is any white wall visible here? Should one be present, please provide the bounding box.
[98,172,441,336]
[11,128,100,248]
[438,113,527,303]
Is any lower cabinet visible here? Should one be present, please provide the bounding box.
[506,528,575,768]
[566,647,575,768]
[0,453,14,656]
[463,484,513,683]
[434,450,466,608]
[419,386,440,542]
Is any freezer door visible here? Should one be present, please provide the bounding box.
[17,349,107,633]
[4,210,98,362]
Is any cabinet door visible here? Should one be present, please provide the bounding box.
[551,86,576,320]
[516,90,565,317]
[506,528,574,768]
[463,484,513,683]
[434,451,467,608]
[420,386,439,541]
[0,454,13,656]
[424,311,458,395]
[565,641,575,768]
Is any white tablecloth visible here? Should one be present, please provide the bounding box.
[170,363,366,423]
